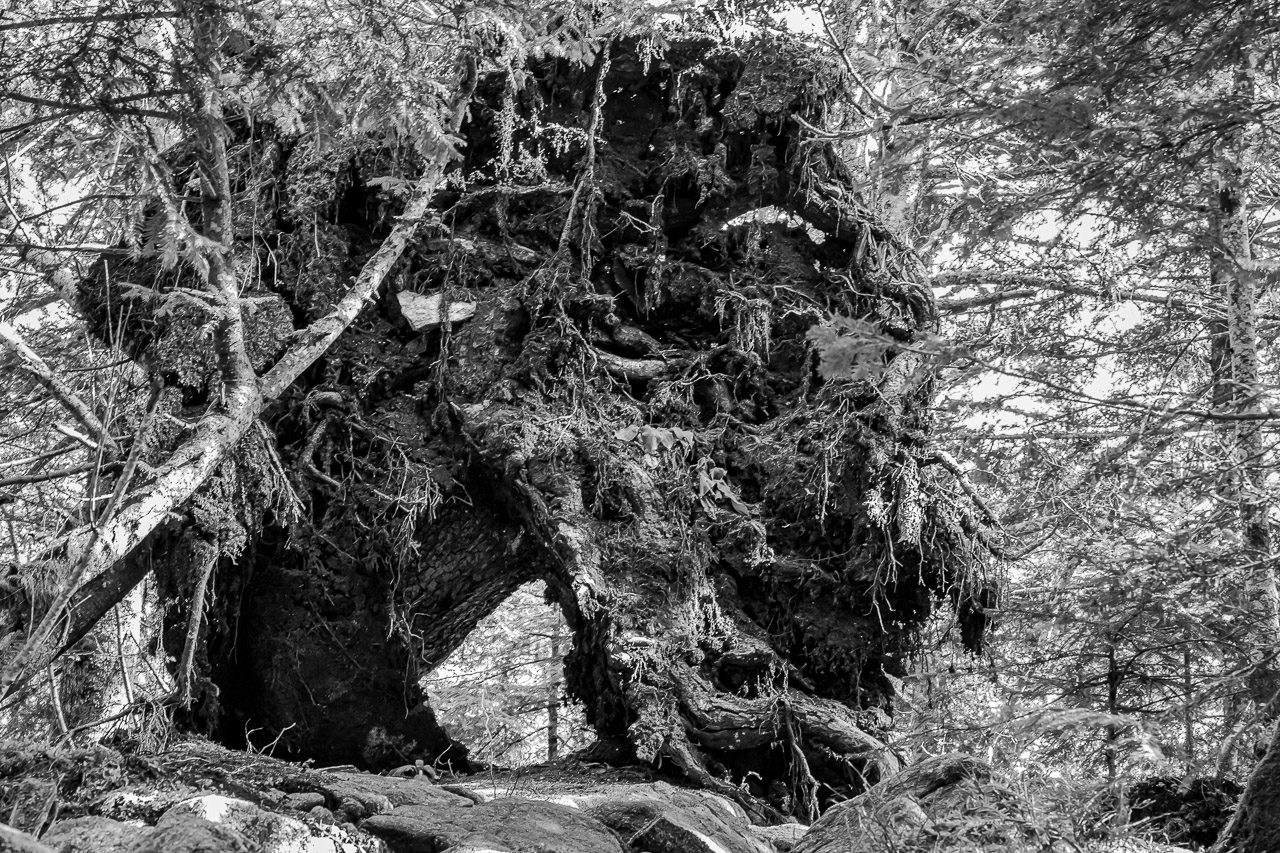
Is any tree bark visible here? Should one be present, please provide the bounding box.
[1207,52,1280,787]
[1217,719,1280,853]
[1211,49,1280,853]
[548,620,562,761]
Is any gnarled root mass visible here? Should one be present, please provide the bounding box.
[66,35,994,818]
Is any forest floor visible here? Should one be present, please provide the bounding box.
[0,734,1203,853]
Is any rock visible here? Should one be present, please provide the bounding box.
[438,784,485,804]
[509,780,748,825]
[165,794,382,853]
[465,776,765,852]
[283,793,326,812]
[305,770,472,810]
[337,797,368,823]
[0,822,56,853]
[363,797,625,853]
[306,807,336,825]
[386,762,437,781]
[40,816,142,853]
[130,810,255,853]
[588,792,770,853]
[750,823,808,852]
[397,291,476,332]
[793,754,1071,853]
[93,785,201,823]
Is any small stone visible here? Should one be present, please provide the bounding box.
[284,792,327,812]
[307,806,336,825]
[397,291,476,332]
[439,783,486,804]
[337,797,366,822]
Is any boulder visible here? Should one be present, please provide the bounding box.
[792,754,1071,853]
[92,785,202,824]
[544,781,749,825]
[130,810,255,853]
[588,794,771,853]
[460,773,773,853]
[362,797,625,853]
[285,770,473,813]
[40,816,142,853]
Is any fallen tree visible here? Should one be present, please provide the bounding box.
[4,30,995,820]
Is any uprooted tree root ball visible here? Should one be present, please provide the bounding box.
[63,35,996,821]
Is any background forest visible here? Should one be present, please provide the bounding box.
[2,0,1279,851]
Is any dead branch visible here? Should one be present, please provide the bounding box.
[0,320,121,458]
[592,348,669,381]
[923,448,999,525]
[175,539,217,708]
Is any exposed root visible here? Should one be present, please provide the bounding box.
[173,540,217,710]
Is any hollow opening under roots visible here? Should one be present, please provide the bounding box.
[426,581,593,769]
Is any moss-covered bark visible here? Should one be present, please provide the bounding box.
[1217,721,1280,852]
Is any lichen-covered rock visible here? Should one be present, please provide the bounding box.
[583,782,771,853]
[282,770,474,816]
[792,754,1071,853]
[362,797,624,853]
[166,794,384,853]
[40,816,143,853]
[93,786,202,824]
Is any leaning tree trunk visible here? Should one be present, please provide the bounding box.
[75,36,992,819]
[1217,718,1280,853]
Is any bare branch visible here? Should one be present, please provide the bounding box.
[923,449,999,524]
[0,461,106,489]
[0,320,120,457]
[0,11,182,33]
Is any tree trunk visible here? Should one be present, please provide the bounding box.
[1208,49,1280,852]
[1207,50,1279,776]
[548,620,562,761]
[1217,720,1280,853]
